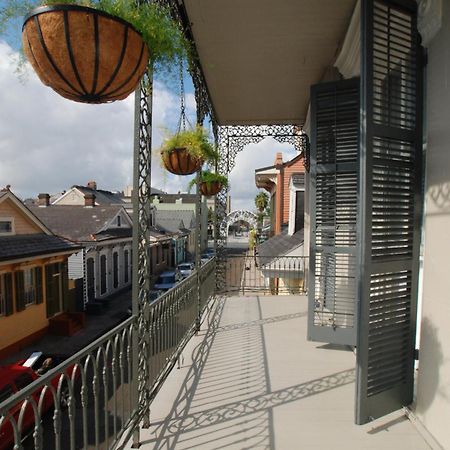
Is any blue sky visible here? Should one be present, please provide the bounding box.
[0,4,297,210]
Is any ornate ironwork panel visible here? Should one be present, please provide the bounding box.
[132,69,154,438]
[215,125,309,290]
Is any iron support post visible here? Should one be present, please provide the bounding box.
[195,169,202,331]
[131,68,154,446]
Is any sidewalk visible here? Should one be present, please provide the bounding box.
[0,287,132,365]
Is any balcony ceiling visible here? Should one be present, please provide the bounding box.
[183,0,357,126]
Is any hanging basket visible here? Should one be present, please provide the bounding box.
[161,148,203,176]
[22,5,149,104]
[200,181,222,196]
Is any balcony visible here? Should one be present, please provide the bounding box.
[124,294,427,450]
[0,254,429,449]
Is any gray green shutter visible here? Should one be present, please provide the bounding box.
[356,0,423,424]
[15,271,25,312]
[308,77,360,346]
[4,273,13,316]
[35,267,43,304]
[60,261,69,311]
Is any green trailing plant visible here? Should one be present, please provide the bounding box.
[0,0,190,73]
[187,170,228,193]
[160,126,219,164]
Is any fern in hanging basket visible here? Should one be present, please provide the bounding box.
[1,0,189,103]
[188,171,228,196]
[160,127,219,176]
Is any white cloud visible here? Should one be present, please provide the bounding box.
[0,41,298,211]
[228,138,297,212]
[0,41,196,199]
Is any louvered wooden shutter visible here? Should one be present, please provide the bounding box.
[356,0,423,424]
[35,267,43,304]
[4,273,14,316]
[308,77,360,346]
[15,271,25,312]
[61,261,69,311]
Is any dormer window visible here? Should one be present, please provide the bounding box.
[0,218,13,235]
[117,216,121,227]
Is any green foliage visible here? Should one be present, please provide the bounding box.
[187,170,228,193]
[255,190,269,213]
[0,0,189,71]
[160,126,219,164]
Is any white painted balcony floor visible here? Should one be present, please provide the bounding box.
[128,295,431,450]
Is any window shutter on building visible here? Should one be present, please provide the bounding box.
[308,77,360,346]
[15,271,25,312]
[61,261,69,311]
[4,273,13,316]
[35,266,43,304]
[356,0,423,424]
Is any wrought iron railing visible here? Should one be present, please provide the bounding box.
[222,255,308,295]
[0,258,216,450]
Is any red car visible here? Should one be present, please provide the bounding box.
[0,352,76,450]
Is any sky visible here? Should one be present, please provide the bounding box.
[0,31,297,212]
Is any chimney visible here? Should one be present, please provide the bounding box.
[84,193,96,207]
[274,152,283,167]
[38,193,50,207]
[87,180,97,190]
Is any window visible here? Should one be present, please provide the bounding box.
[0,219,13,235]
[113,252,119,288]
[156,245,161,265]
[0,385,14,403]
[124,250,129,283]
[23,268,36,306]
[117,215,121,227]
[100,254,107,295]
[16,267,43,312]
[14,373,34,390]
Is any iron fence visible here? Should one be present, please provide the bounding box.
[0,258,216,450]
[222,255,308,295]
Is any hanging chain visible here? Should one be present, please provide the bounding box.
[177,57,189,133]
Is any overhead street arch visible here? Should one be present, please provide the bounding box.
[221,210,258,236]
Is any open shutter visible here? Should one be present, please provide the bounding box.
[60,261,69,311]
[15,271,25,312]
[308,77,360,346]
[35,267,43,304]
[356,0,423,424]
[4,273,14,316]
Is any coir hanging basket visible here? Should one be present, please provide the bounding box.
[22,5,149,103]
[200,181,222,197]
[161,148,203,176]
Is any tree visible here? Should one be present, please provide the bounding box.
[255,191,269,213]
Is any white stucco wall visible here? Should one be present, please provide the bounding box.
[415,4,450,449]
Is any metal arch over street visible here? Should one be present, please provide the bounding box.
[222,210,258,236]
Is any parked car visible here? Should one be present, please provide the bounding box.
[154,270,181,291]
[0,352,77,450]
[177,262,194,279]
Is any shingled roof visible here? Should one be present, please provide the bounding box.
[257,229,304,264]
[0,234,80,262]
[30,205,127,242]
[155,210,196,233]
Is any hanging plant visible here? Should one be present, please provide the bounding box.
[160,126,219,176]
[1,0,189,103]
[188,171,228,196]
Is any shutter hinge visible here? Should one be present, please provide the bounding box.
[414,349,419,360]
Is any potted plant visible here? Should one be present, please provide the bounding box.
[188,170,228,196]
[160,126,218,176]
[1,0,188,103]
